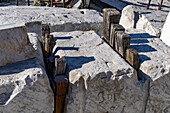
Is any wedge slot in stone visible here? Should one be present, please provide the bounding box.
[126,48,139,70]
[55,57,67,76]
[115,31,131,57]
[103,8,121,43]
[110,24,125,49]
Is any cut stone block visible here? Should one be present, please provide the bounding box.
[0,33,54,113]
[52,30,148,113]
[120,5,168,37]
[0,24,36,67]
[103,8,121,43]
[160,11,170,47]
[110,24,125,49]
[0,6,103,35]
[126,28,170,113]
[25,21,42,39]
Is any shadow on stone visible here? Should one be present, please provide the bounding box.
[139,54,151,65]
[53,47,79,55]
[130,44,157,52]
[54,36,73,41]
[64,56,95,75]
[0,58,38,75]
[129,33,157,39]
[131,39,149,44]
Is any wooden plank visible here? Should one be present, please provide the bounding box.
[44,34,54,58]
[110,24,125,49]
[41,24,50,47]
[54,75,68,113]
[55,57,67,76]
[126,48,139,70]
[115,31,131,57]
[103,8,121,43]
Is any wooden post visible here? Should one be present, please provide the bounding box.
[147,0,151,9]
[44,34,54,58]
[63,0,65,8]
[28,0,30,6]
[16,0,18,6]
[54,75,68,113]
[41,24,50,49]
[55,57,67,76]
[103,8,121,43]
[51,0,53,7]
[126,48,139,70]
[110,24,125,49]
[115,31,131,57]
[158,0,163,10]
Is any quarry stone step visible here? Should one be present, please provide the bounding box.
[126,28,170,113]
[0,23,36,67]
[0,6,103,35]
[0,33,54,113]
[52,30,148,113]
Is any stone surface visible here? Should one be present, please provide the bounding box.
[0,23,36,67]
[126,28,170,113]
[0,6,103,35]
[120,5,168,37]
[52,30,148,113]
[0,33,54,113]
[160,11,170,47]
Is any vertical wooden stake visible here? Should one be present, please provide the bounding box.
[126,48,139,70]
[51,0,53,7]
[103,8,121,43]
[28,0,30,6]
[158,0,163,10]
[55,57,67,76]
[110,24,125,49]
[41,24,50,48]
[44,34,54,58]
[115,31,131,57]
[54,75,68,113]
[16,0,18,6]
[147,0,151,9]
[63,0,65,8]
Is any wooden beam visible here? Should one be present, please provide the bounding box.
[115,31,131,57]
[158,0,163,10]
[147,0,151,9]
[41,24,50,49]
[16,0,19,6]
[126,48,139,70]
[28,0,30,6]
[55,57,67,76]
[44,34,54,58]
[103,8,121,43]
[54,75,68,113]
[110,24,125,49]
